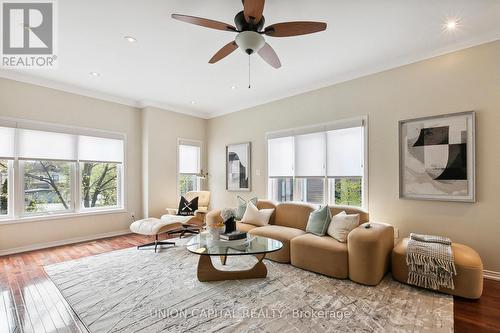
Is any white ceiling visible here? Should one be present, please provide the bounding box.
[1,0,500,118]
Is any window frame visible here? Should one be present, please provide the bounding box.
[266,116,368,209]
[78,161,123,213]
[20,159,76,217]
[177,138,202,198]
[0,159,14,218]
[0,118,127,224]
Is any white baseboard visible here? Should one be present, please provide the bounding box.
[0,229,132,256]
[484,270,500,281]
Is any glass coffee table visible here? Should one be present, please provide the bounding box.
[187,233,283,282]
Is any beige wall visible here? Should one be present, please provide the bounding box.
[0,78,142,252]
[0,79,206,253]
[141,107,207,218]
[207,40,500,272]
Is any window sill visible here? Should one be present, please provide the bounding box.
[0,208,128,225]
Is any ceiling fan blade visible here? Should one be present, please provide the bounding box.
[243,0,265,23]
[171,14,237,32]
[258,43,281,69]
[209,41,238,64]
[264,21,327,37]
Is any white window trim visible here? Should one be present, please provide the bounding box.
[0,160,15,219]
[265,116,369,210]
[78,161,124,213]
[177,138,202,198]
[0,116,127,224]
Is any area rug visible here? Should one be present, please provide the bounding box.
[44,238,453,333]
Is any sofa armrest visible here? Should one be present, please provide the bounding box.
[205,209,224,227]
[347,222,394,285]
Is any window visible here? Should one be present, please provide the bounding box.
[0,127,14,217]
[328,177,362,207]
[81,162,120,209]
[0,160,8,216]
[178,141,201,197]
[267,118,367,208]
[79,135,124,211]
[296,178,325,204]
[0,123,125,221]
[23,160,73,214]
[268,177,293,202]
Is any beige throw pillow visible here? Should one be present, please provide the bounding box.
[240,202,274,227]
[327,211,360,243]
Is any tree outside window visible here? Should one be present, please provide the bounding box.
[24,161,72,213]
[81,162,119,208]
[0,161,8,215]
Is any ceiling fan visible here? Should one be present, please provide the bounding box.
[172,0,327,69]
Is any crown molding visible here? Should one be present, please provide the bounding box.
[0,70,211,119]
[1,29,499,120]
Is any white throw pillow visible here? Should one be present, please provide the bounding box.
[240,202,274,227]
[327,211,360,243]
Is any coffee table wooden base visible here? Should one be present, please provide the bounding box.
[197,253,267,282]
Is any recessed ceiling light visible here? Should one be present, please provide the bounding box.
[231,85,237,90]
[444,18,460,31]
[124,36,137,43]
[191,101,196,105]
[89,72,100,77]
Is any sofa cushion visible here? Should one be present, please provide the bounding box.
[274,202,316,230]
[291,234,348,278]
[327,211,360,242]
[329,206,369,224]
[240,202,274,226]
[236,221,258,233]
[236,196,258,220]
[249,225,306,263]
[256,200,277,224]
[306,205,331,236]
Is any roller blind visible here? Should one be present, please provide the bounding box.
[78,136,124,163]
[268,136,294,177]
[327,126,363,177]
[0,127,15,159]
[295,132,326,177]
[18,129,77,161]
[179,144,200,174]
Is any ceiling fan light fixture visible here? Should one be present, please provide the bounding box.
[235,31,265,55]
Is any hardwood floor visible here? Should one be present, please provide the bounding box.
[1,234,499,333]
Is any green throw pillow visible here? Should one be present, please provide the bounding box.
[235,196,258,220]
[306,205,332,236]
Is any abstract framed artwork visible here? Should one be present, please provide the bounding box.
[399,111,476,202]
[226,142,251,191]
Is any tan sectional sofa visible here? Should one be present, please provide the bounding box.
[206,200,394,286]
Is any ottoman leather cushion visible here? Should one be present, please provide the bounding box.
[392,238,483,299]
[130,218,183,236]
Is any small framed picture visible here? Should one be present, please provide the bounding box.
[226,142,251,191]
[399,111,476,202]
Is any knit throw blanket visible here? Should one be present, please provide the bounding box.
[406,233,457,290]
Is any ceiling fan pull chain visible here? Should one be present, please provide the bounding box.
[248,55,251,89]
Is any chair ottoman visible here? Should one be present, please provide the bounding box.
[392,238,483,299]
[130,218,183,252]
